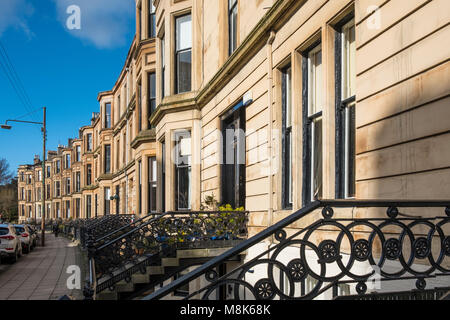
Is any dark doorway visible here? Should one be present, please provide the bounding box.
[221,102,246,208]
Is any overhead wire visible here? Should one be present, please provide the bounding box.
[0,39,39,122]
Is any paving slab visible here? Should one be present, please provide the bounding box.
[0,233,84,300]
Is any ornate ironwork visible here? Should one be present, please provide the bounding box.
[87,210,248,296]
[141,200,450,301]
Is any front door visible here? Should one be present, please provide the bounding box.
[222,105,245,208]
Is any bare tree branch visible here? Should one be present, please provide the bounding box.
[0,158,14,185]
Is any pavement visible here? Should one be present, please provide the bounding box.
[0,232,84,300]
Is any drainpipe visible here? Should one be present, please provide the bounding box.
[267,31,276,245]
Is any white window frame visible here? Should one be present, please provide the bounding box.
[307,44,323,202]
[341,18,356,199]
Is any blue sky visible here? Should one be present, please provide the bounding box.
[0,0,135,175]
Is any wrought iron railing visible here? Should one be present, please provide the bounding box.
[141,200,450,300]
[83,210,249,298]
[77,215,135,248]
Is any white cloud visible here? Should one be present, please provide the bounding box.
[53,0,135,49]
[0,0,35,38]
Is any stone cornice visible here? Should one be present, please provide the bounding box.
[112,160,135,179]
[135,38,156,61]
[82,184,98,191]
[97,173,114,182]
[130,128,156,149]
[150,92,198,125]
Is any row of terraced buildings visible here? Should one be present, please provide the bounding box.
[18,0,450,235]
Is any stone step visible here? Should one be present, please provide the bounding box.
[116,280,135,293]
[132,273,151,284]
[147,266,165,275]
[176,247,243,259]
[161,257,179,267]
[95,247,246,300]
[96,290,118,300]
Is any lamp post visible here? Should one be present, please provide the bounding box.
[1,107,47,246]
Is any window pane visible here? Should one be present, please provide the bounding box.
[105,103,111,128]
[175,132,191,210]
[229,4,238,54]
[105,187,110,215]
[285,68,292,128]
[150,184,157,212]
[149,73,156,98]
[149,0,156,38]
[105,145,111,173]
[177,166,191,210]
[176,15,192,51]
[346,104,356,198]
[148,72,156,127]
[283,66,293,208]
[312,118,323,200]
[308,46,322,115]
[343,20,356,99]
[177,50,192,93]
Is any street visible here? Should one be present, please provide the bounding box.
[0,233,83,300]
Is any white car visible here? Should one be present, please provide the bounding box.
[0,224,23,263]
[14,225,32,254]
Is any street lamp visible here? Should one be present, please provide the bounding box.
[1,107,47,247]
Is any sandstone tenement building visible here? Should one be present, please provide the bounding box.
[18,0,450,234]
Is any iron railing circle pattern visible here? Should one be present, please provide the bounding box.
[141,200,450,301]
[84,210,249,295]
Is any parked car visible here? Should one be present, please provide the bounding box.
[25,224,38,249]
[13,224,32,254]
[0,224,23,263]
